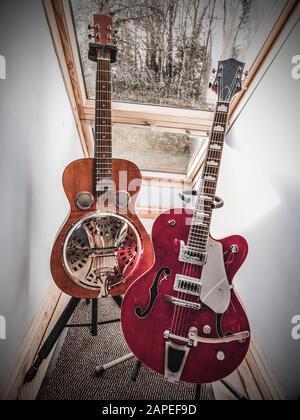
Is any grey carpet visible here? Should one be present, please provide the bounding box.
[39,298,206,400]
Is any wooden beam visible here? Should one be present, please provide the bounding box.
[43,0,92,157]
[84,101,213,135]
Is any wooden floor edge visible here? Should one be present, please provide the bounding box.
[246,338,287,400]
[0,283,65,400]
[238,339,287,400]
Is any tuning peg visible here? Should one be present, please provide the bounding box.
[88,24,100,31]
[107,25,112,31]
[209,82,213,89]
[244,71,249,77]
[88,34,100,40]
[212,68,216,74]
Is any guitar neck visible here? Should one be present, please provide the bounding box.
[187,101,230,252]
[94,56,113,193]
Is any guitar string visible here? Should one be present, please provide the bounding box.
[172,106,224,337]
[178,70,239,338]
[175,68,241,339]
[96,52,112,285]
[177,69,239,338]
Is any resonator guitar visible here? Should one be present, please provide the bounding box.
[51,14,153,299]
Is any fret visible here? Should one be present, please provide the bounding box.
[203,169,219,176]
[190,231,210,238]
[190,233,209,240]
[95,163,113,166]
[188,236,208,242]
[189,233,209,241]
[201,186,216,191]
[189,230,209,238]
[190,224,210,231]
[188,241,208,248]
[189,236,209,244]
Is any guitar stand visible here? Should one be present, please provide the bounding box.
[96,356,247,400]
[95,191,248,400]
[24,296,122,384]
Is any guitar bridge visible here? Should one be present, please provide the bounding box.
[164,295,201,310]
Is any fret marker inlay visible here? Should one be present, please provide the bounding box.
[213,125,225,133]
[217,104,228,113]
[207,160,218,167]
[210,144,222,151]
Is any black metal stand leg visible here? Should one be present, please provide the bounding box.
[24,297,80,383]
[113,295,123,308]
[220,380,248,400]
[91,299,98,336]
[131,360,142,382]
[195,384,203,400]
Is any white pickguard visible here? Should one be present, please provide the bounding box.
[200,238,231,314]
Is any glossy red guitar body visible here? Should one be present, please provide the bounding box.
[121,209,250,384]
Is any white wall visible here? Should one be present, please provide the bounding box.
[0,0,83,394]
[212,14,300,400]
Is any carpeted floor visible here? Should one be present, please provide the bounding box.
[38,298,205,400]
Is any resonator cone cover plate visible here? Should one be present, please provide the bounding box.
[62,212,142,296]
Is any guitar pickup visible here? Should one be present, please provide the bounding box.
[179,242,207,266]
[174,274,201,297]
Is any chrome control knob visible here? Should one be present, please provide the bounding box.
[203,325,212,335]
[217,351,225,361]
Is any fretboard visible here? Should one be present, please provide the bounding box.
[187,101,230,252]
[94,57,112,193]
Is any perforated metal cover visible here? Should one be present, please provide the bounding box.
[62,212,142,297]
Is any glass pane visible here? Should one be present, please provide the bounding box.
[111,126,205,174]
[71,0,286,109]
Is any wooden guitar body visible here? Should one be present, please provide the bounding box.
[51,158,154,299]
[121,209,250,384]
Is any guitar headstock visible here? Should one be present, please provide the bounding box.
[211,59,246,102]
[88,14,115,60]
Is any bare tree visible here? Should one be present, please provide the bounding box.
[72,0,258,109]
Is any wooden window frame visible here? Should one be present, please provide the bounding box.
[44,0,299,186]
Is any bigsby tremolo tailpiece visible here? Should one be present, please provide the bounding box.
[163,327,250,383]
[163,331,192,384]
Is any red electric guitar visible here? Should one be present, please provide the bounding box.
[121,59,251,384]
